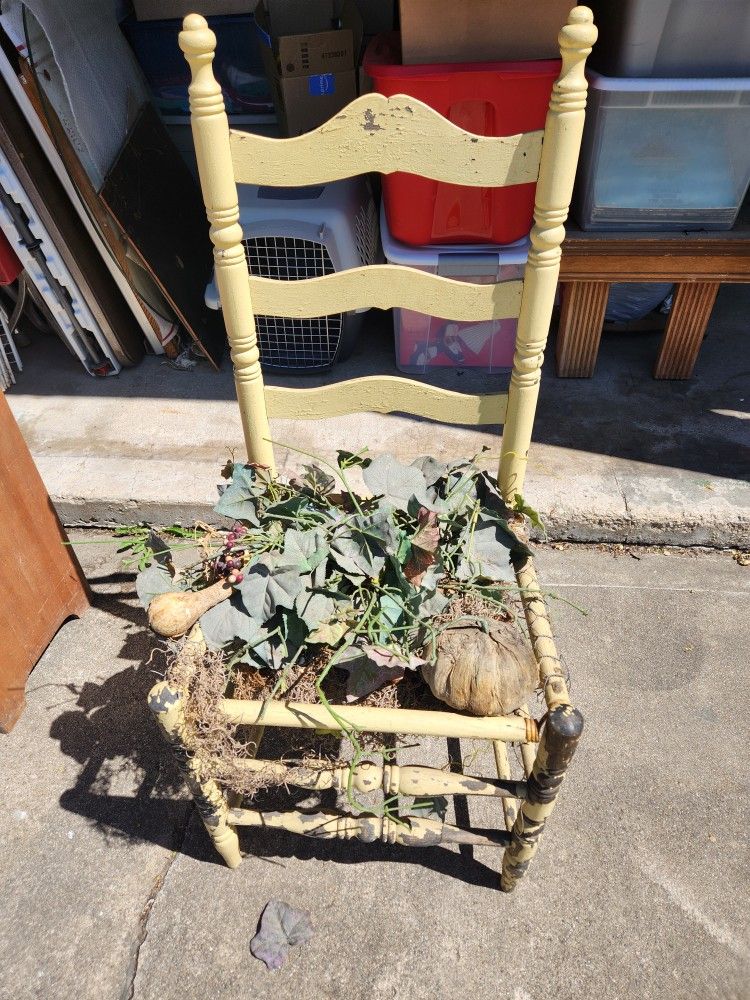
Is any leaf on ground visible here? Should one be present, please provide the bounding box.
[135,562,175,609]
[238,553,309,620]
[200,596,266,649]
[250,899,314,971]
[362,453,430,512]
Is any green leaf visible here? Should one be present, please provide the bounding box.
[456,513,530,582]
[410,455,448,487]
[280,608,308,655]
[295,588,336,630]
[338,653,405,702]
[135,562,175,609]
[215,478,260,525]
[282,528,329,573]
[299,463,336,495]
[336,449,371,470]
[308,616,351,646]
[378,592,403,644]
[513,493,546,535]
[200,596,266,649]
[330,516,388,579]
[362,454,430,512]
[238,553,308,619]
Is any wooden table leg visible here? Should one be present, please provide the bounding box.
[653,281,720,380]
[555,281,609,377]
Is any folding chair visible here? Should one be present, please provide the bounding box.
[149,7,597,891]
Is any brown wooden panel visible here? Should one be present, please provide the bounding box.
[101,103,225,368]
[654,282,720,380]
[0,393,89,732]
[555,281,609,377]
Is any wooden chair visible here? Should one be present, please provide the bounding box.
[149,7,597,892]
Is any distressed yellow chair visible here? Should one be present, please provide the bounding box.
[149,7,597,892]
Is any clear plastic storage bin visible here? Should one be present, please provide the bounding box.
[590,0,750,78]
[380,208,527,374]
[573,73,750,231]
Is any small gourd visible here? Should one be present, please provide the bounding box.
[422,620,538,717]
[148,580,231,638]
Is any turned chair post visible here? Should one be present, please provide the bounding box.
[498,8,597,501]
[179,15,275,472]
[149,679,242,868]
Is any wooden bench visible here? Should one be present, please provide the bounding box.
[556,206,750,379]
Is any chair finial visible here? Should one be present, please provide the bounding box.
[179,13,216,58]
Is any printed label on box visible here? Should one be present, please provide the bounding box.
[308,73,335,95]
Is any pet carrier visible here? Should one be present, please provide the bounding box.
[205,177,379,371]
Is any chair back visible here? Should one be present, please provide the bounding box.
[179,7,597,499]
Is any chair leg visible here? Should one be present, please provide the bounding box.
[555,281,609,377]
[500,704,583,892]
[148,681,242,868]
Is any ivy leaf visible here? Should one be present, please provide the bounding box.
[330,519,386,579]
[200,595,266,649]
[377,592,403,644]
[238,553,308,619]
[361,643,427,671]
[362,454,430,512]
[456,513,529,582]
[301,463,336,495]
[295,589,336,630]
[215,465,261,525]
[403,507,440,586]
[280,608,308,655]
[136,562,175,609]
[339,653,405,702]
[336,449,371,470]
[283,528,329,573]
[410,455,448,487]
[146,530,173,571]
[308,616,351,646]
[513,493,546,536]
[416,588,450,618]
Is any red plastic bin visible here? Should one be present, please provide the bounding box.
[363,34,559,246]
[0,229,22,286]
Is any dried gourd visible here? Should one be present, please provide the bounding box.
[422,620,538,716]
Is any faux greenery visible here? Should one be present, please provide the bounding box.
[133,449,538,704]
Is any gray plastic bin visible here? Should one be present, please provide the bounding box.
[573,73,750,232]
[590,0,750,78]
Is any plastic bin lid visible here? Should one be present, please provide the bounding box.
[380,203,529,265]
[587,70,750,91]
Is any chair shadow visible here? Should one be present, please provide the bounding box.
[50,607,504,885]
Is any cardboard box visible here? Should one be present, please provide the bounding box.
[133,1,256,20]
[399,0,573,64]
[255,0,363,136]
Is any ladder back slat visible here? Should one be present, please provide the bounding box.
[230,94,543,188]
[264,376,507,424]
[249,265,522,320]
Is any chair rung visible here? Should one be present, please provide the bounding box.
[228,806,512,848]
[219,699,538,743]
[213,756,528,800]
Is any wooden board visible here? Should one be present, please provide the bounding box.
[101,103,225,368]
[0,72,144,367]
[0,392,89,732]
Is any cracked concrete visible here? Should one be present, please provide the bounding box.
[5,285,750,548]
[1,537,748,1000]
